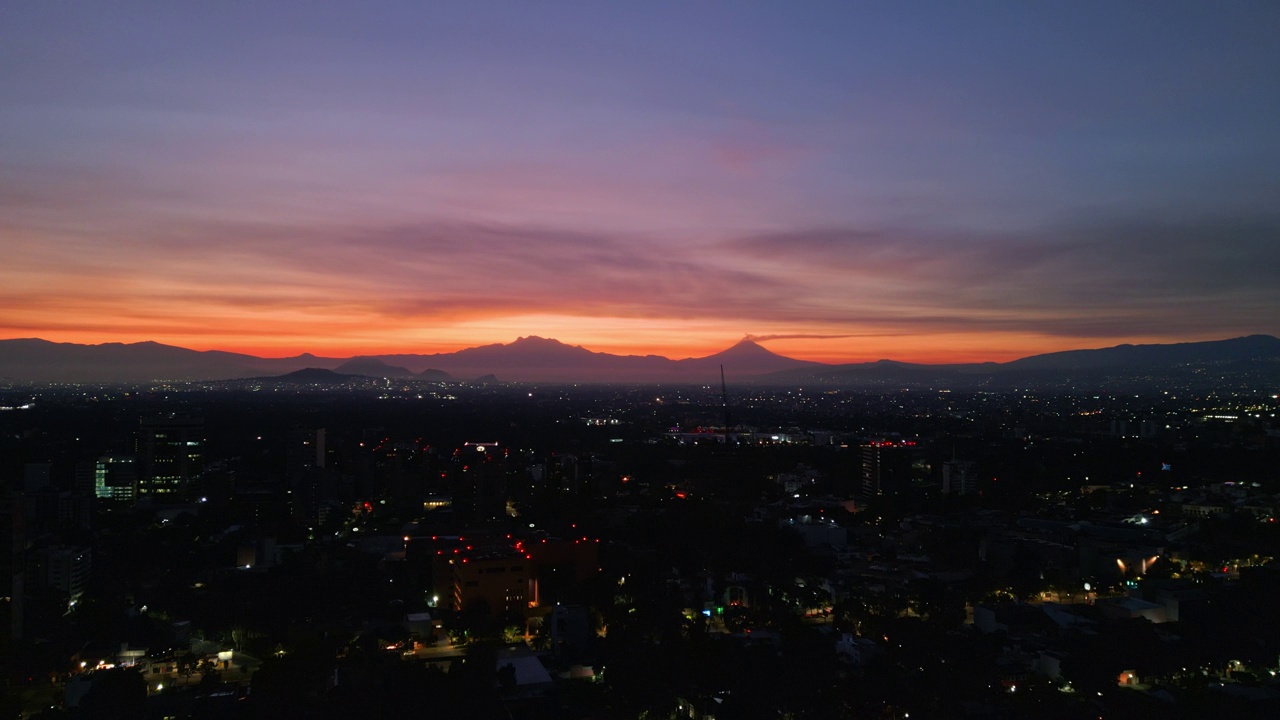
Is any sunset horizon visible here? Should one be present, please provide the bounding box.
[4,329,1275,368]
[4,3,1277,373]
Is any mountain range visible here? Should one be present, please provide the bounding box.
[0,334,1277,389]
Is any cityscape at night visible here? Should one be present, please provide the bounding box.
[3,2,1280,718]
[2,370,1280,718]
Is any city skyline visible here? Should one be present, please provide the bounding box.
[4,2,1279,363]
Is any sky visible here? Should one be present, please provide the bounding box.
[3,1,1279,363]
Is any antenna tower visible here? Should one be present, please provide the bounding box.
[720,364,731,431]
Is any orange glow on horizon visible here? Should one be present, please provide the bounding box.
[0,322,1211,366]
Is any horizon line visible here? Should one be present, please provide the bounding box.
[3,332,1277,368]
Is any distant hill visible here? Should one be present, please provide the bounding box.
[267,368,366,384]
[761,335,1280,390]
[1002,334,1280,370]
[0,338,258,383]
[0,334,1276,387]
[0,338,344,383]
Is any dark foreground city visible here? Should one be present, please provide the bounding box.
[2,377,1279,719]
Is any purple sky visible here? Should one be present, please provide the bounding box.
[3,1,1278,361]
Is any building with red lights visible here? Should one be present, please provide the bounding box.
[448,553,530,615]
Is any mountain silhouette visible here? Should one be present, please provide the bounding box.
[0,334,1277,387]
[761,334,1280,390]
[1001,334,1280,370]
[267,368,365,384]
[675,338,820,377]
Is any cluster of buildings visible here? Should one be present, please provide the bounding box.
[3,383,1278,717]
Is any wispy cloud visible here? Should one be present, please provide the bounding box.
[727,214,1280,339]
[744,333,863,342]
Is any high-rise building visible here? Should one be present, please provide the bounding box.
[288,427,334,525]
[942,459,977,496]
[95,455,138,502]
[138,414,204,496]
[43,545,92,602]
[453,443,506,523]
[860,442,914,500]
